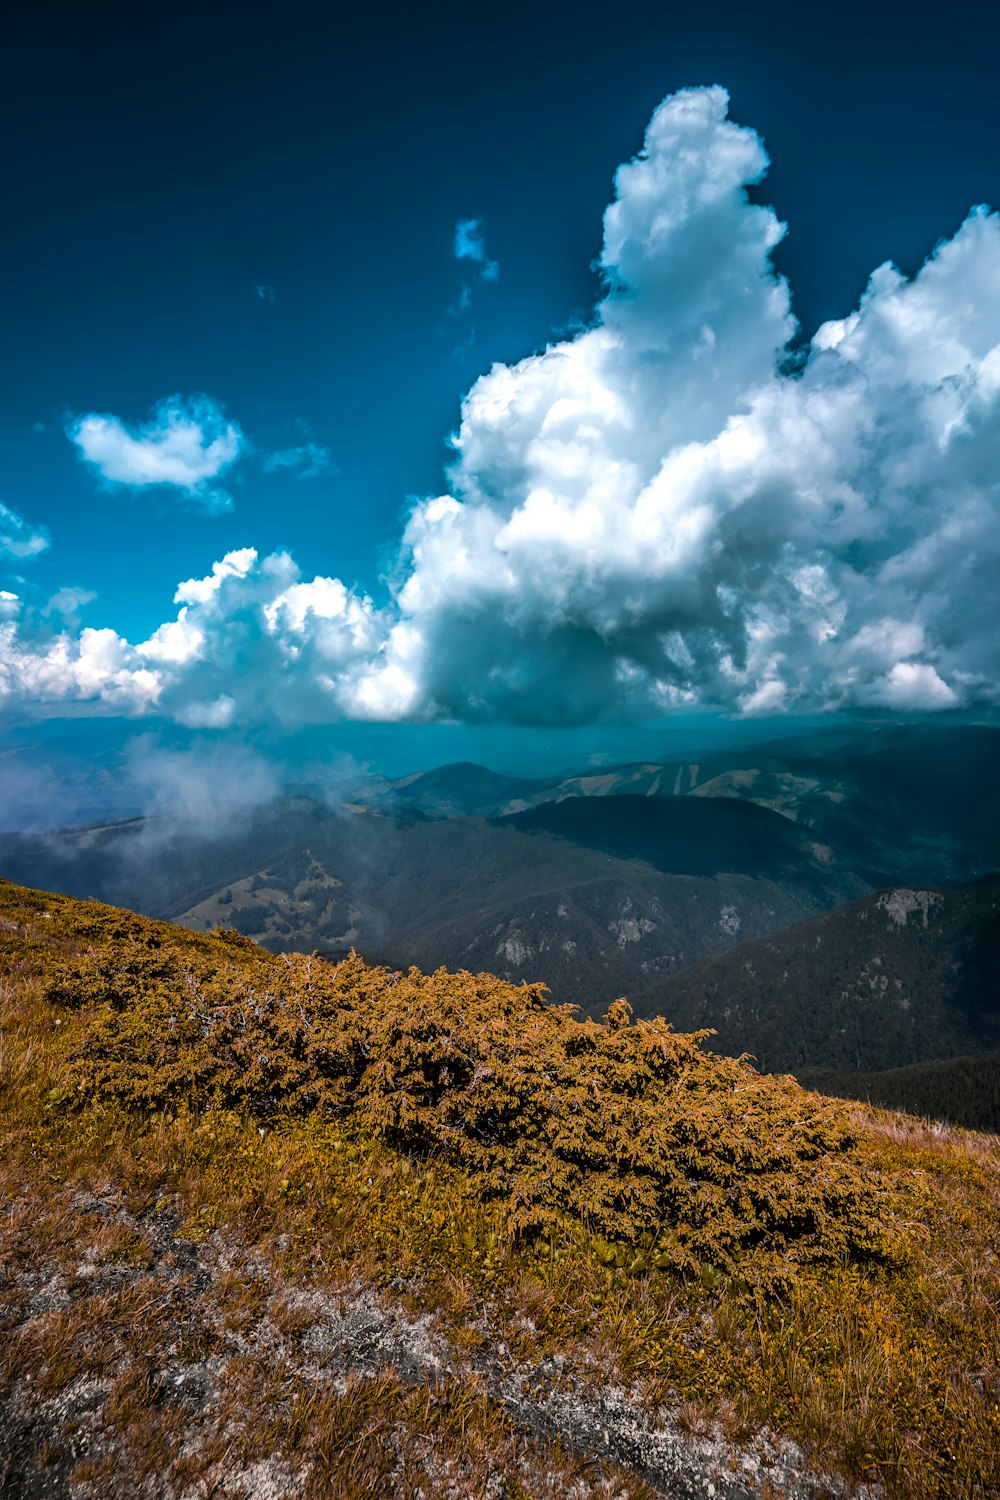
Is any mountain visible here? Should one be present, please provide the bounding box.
[1,875,998,1499]
[348,724,1000,889]
[500,794,841,882]
[1,722,996,1040]
[633,876,1000,1072]
[349,760,549,817]
[0,793,863,1013]
[686,722,1000,887]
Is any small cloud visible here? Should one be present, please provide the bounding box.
[0,501,50,560]
[31,420,47,435]
[452,326,476,362]
[67,394,246,513]
[256,284,275,304]
[174,693,237,729]
[454,218,499,281]
[44,586,97,628]
[447,219,498,351]
[262,442,337,479]
[446,284,474,319]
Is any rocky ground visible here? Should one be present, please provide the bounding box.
[1,1187,874,1500]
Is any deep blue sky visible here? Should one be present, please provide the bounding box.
[4,0,1000,645]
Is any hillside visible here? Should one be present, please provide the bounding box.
[347,761,550,817]
[501,795,837,881]
[797,1052,1000,1134]
[633,878,1000,1073]
[0,794,865,1010]
[706,723,1000,888]
[1,877,999,1499]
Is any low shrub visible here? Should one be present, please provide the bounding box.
[46,927,900,1281]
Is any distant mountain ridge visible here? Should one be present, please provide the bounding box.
[349,723,1000,886]
[0,792,862,1012]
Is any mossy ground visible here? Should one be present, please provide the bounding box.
[1,878,999,1498]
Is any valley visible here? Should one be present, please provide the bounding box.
[1,722,997,1114]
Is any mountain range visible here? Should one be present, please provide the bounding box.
[0,791,862,1011]
[1,721,997,1097]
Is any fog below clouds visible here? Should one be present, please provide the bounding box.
[0,708,842,835]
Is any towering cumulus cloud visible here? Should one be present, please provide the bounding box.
[3,87,1000,724]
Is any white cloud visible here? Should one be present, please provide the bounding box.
[44,587,97,628]
[174,694,237,729]
[870,662,959,711]
[0,501,49,560]
[449,217,499,331]
[67,395,245,512]
[0,605,161,713]
[123,736,280,836]
[7,86,1000,727]
[173,547,259,607]
[373,88,1000,722]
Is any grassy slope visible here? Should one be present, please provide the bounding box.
[1,878,999,1499]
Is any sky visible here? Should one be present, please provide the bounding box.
[2,0,1000,775]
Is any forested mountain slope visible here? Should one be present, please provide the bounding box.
[0,794,865,1010]
[633,877,1000,1072]
[349,723,1000,887]
[798,1051,1000,1133]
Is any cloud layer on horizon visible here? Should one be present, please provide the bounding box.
[5,87,1000,727]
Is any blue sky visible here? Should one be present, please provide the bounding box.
[2,0,999,757]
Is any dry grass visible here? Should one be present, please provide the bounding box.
[1,877,999,1498]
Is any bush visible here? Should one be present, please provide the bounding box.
[48,928,900,1282]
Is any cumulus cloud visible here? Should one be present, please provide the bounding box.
[7,86,1000,726]
[67,395,245,512]
[0,501,49,560]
